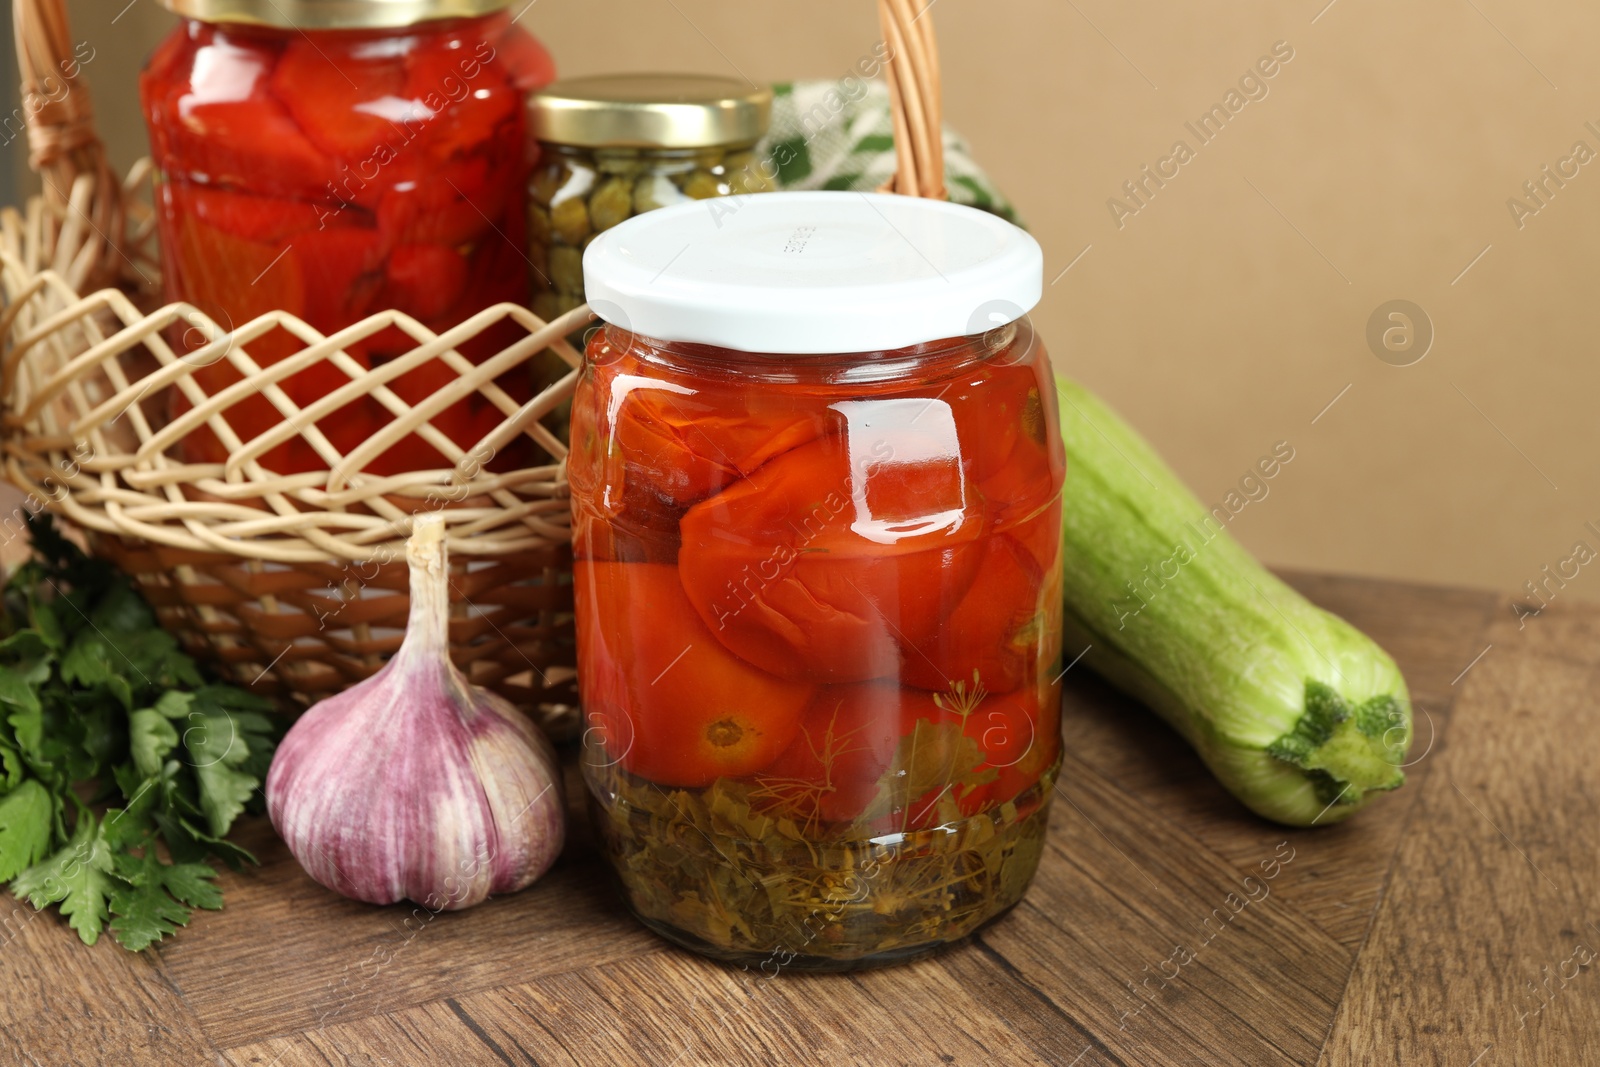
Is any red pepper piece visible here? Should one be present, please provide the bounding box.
[375,171,498,249]
[461,240,531,325]
[268,36,407,162]
[142,19,208,88]
[283,225,386,330]
[164,208,325,471]
[166,209,305,325]
[402,36,520,161]
[490,23,556,92]
[161,182,325,244]
[141,31,337,199]
[228,224,381,472]
[358,328,537,476]
[286,358,381,472]
[152,93,338,199]
[374,182,434,247]
[383,244,469,323]
[358,233,532,474]
[365,357,479,474]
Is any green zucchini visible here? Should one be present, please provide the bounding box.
[1053,376,1412,826]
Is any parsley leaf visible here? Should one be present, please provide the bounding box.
[13,814,116,945]
[60,632,117,688]
[0,780,54,880]
[0,515,279,950]
[183,697,274,837]
[129,709,179,779]
[0,741,24,792]
[108,845,222,952]
[0,661,47,756]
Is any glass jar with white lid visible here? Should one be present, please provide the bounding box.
[571,191,1064,969]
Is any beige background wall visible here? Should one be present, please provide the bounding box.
[15,0,1600,602]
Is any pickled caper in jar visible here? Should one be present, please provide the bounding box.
[549,245,584,295]
[550,196,591,246]
[691,147,726,170]
[678,170,725,200]
[595,150,645,176]
[527,201,552,245]
[589,177,634,233]
[633,174,689,214]
[530,161,569,206]
[725,151,775,195]
[728,167,774,196]
[532,290,563,324]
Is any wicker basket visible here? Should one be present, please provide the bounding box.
[0,0,947,739]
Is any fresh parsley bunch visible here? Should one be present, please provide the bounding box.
[0,515,277,950]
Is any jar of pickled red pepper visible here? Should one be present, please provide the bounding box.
[139,0,554,474]
[571,191,1065,969]
[526,74,773,325]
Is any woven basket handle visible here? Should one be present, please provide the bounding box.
[13,0,124,288]
[877,0,945,200]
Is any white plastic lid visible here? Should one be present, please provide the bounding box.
[581,191,1043,354]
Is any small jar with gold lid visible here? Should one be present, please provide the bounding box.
[138,0,555,474]
[526,74,774,323]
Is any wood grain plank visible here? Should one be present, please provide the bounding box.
[221,950,1058,1067]
[1319,598,1600,1066]
[0,905,220,1065]
[941,759,1352,1067]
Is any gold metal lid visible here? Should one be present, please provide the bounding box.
[157,0,512,30]
[529,74,772,150]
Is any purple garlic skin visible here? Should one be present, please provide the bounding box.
[266,515,565,910]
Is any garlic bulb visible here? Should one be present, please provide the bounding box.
[266,513,564,910]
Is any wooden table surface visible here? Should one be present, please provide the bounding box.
[2,571,1594,1067]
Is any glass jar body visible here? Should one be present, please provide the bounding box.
[528,142,774,323]
[139,13,553,474]
[570,321,1066,969]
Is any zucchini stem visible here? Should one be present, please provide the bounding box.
[1266,682,1407,808]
